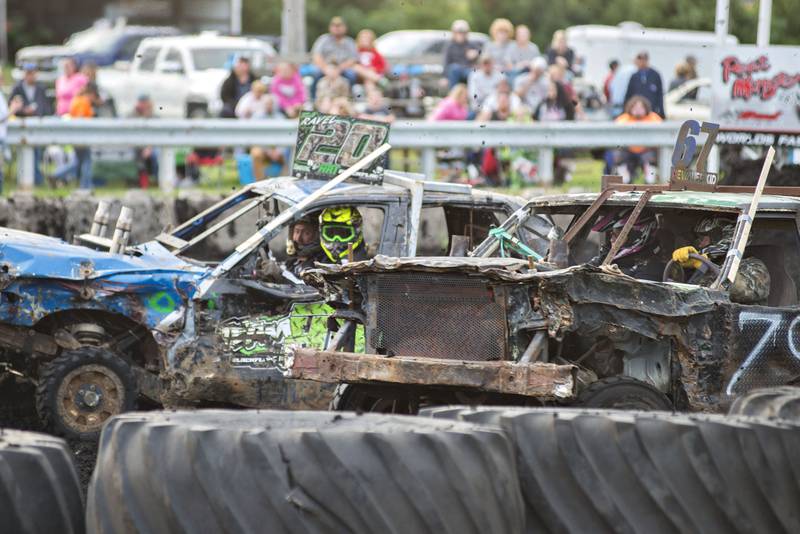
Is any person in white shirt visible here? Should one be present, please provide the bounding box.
[0,90,23,194]
[467,55,504,114]
[235,81,283,119]
[514,57,550,112]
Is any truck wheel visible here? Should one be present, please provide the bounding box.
[36,347,138,441]
[577,376,673,410]
[330,384,420,414]
[87,410,524,534]
[0,429,85,534]
[729,386,800,422]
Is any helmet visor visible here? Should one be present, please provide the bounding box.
[322,224,356,243]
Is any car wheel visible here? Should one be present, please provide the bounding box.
[577,376,673,410]
[36,346,138,441]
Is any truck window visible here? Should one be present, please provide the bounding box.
[118,36,144,61]
[161,48,185,72]
[138,47,160,72]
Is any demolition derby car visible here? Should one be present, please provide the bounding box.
[291,150,800,414]
[0,113,524,439]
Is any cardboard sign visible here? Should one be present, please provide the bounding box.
[712,45,800,131]
[292,111,390,183]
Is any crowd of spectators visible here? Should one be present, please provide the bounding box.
[0,15,707,191]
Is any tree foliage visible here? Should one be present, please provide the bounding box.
[243,0,799,49]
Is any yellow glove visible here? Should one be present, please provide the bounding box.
[672,246,706,270]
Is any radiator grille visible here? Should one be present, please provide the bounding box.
[367,273,507,361]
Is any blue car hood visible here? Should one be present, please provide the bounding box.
[0,227,208,281]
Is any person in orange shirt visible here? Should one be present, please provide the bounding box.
[607,95,662,183]
[51,83,99,189]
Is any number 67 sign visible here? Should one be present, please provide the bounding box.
[670,120,720,184]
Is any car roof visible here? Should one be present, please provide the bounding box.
[250,176,518,206]
[138,34,272,49]
[527,189,800,214]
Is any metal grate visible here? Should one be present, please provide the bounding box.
[367,273,507,361]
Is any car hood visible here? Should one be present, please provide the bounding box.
[0,227,208,282]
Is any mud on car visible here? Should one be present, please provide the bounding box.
[0,113,524,439]
[291,166,800,414]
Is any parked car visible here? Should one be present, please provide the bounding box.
[13,19,180,86]
[664,77,712,121]
[98,33,276,118]
[0,116,524,440]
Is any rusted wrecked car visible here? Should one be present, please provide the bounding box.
[0,113,525,439]
[289,170,800,414]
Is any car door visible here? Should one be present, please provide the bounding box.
[154,48,189,117]
[127,45,161,116]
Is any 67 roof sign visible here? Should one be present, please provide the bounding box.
[292,111,390,184]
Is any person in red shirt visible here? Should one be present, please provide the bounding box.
[603,60,619,103]
[355,29,387,89]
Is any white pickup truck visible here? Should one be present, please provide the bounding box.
[98,33,276,118]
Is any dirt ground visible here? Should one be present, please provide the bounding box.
[0,378,98,495]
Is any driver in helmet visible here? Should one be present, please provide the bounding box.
[671,216,770,304]
[319,206,368,263]
[285,213,326,276]
[590,209,665,280]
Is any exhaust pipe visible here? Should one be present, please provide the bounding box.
[109,206,133,254]
[90,201,111,237]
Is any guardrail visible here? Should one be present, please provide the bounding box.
[7,118,687,191]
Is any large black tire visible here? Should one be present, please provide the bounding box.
[422,406,800,534]
[36,347,138,441]
[578,376,674,410]
[729,386,800,422]
[87,409,524,534]
[0,429,85,534]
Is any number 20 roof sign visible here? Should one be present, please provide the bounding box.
[293,111,390,184]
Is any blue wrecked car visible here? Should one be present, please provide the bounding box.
[0,113,526,439]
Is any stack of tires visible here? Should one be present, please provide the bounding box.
[1,387,799,533]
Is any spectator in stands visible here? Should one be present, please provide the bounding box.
[80,61,98,83]
[51,83,99,189]
[236,81,282,119]
[220,56,255,118]
[608,95,663,183]
[669,62,691,92]
[684,55,699,99]
[55,58,87,116]
[355,29,387,89]
[359,87,395,123]
[484,18,514,74]
[314,60,350,111]
[514,57,549,112]
[310,16,358,97]
[547,63,576,104]
[270,62,306,118]
[328,97,355,117]
[608,58,636,119]
[429,83,469,121]
[10,63,50,186]
[603,60,619,103]
[131,95,157,188]
[468,54,503,114]
[0,89,22,194]
[506,25,540,81]
[443,19,481,89]
[480,78,521,118]
[625,51,664,118]
[534,80,575,122]
[546,30,576,74]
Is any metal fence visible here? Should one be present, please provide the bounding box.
[6,118,686,191]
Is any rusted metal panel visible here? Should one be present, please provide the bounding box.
[288,348,577,399]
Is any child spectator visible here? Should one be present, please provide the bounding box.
[55,58,88,116]
[329,97,355,117]
[236,81,282,119]
[355,29,387,89]
[51,83,99,189]
[429,84,469,121]
[270,62,306,118]
[359,88,395,123]
[315,62,350,109]
[131,94,158,188]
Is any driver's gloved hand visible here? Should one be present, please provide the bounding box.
[672,246,706,269]
[255,257,283,281]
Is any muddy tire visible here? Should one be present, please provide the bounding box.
[0,429,85,534]
[422,407,800,534]
[729,386,800,422]
[87,410,524,534]
[36,347,138,441]
[577,376,673,410]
